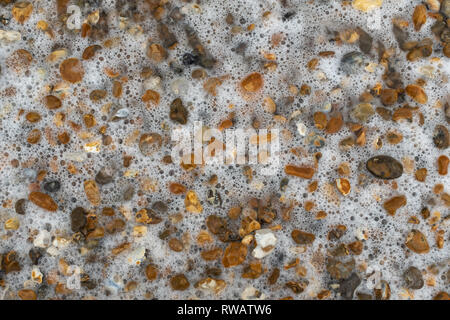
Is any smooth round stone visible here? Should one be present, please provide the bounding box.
[366,155,403,179]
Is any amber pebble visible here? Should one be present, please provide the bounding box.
[60,58,84,83]
[27,129,41,144]
[386,131,403,144]
[348,241,363,255]
[383,195,407,216]
[170,274,190,291]
[405,84,428,104]
[12,2,33,24]
[201,248,223,261]
[44,95,62,110]
[380,89,398,106]
[405,230,430,254]
[145,264,158,281]
[89,89,107,102]
[83,114,96,128]
[228,207,241,219]
[325,115,343,134]
[18,289,37,300]
[433,292,450,300]
[222,242,247,268]
[437,155,449,175]
[444,44,450,58]
[313,112,327,129]
[415,168,427,182]
[168,238,183,252]
[392,107,413,122]
[284,165,315,179]
[142,90,160,105]
[57,131,70,144]
[206,215,227,234]
[147,43,166,62]
[242,261,263,279]
[25,111,41,123]
[82,45,102,60]
[169,182,186,194]
[291,229,315,245]
[412,4,427,31]
[112,81,122,98]
[28,191,58,212]
[241,72,263,92]
[84,180,100,206]
[376,107,392,120]
[336,178,351,196]
[268,268,280,285]
[169,98,188,124]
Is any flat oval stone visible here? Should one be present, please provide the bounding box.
[366,155,403,179]
[403,266,424,289]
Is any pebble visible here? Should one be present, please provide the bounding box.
[14,199,26,215]
[95,167,114,185]
[28,191,58,212]
[339,273,361,300]
[326,258,355,280]
[222,242,247,267]
[59,58,84,83]
[383,195,407,216]
[170,274,190,291]
[433,125,449,149]
[366,155,403,179]
[340,51,365,74]
[291,229,315,245]
[252,229,277,259]
[405,230,430,254]
[70,207,86,232]
[403,266,424,289]
[169,98,188,124]
[241,72,263,92]
[441,0,450,17]
[43,180,60,193]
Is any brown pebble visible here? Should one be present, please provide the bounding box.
[405,230,430,254]
[60,58,84,83]
[380,88,398,106]
[170,274,190,291]
[415,168,427,182]
[433,292,450,300]
[145,264,158,281]
[168,238,184,252]
[405,84,427,104]
[18,289,37,300]
[241,72,263,92]
[285,165,315,179]
[366,155,403,179]
[28,191,57,212]
[438,155,449,175]
[383,195,407,216]
[222,242,247,268]
[291,229,315,245]
[169,98,188,124]
[433,125,449,149]
[44,95,62,110]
